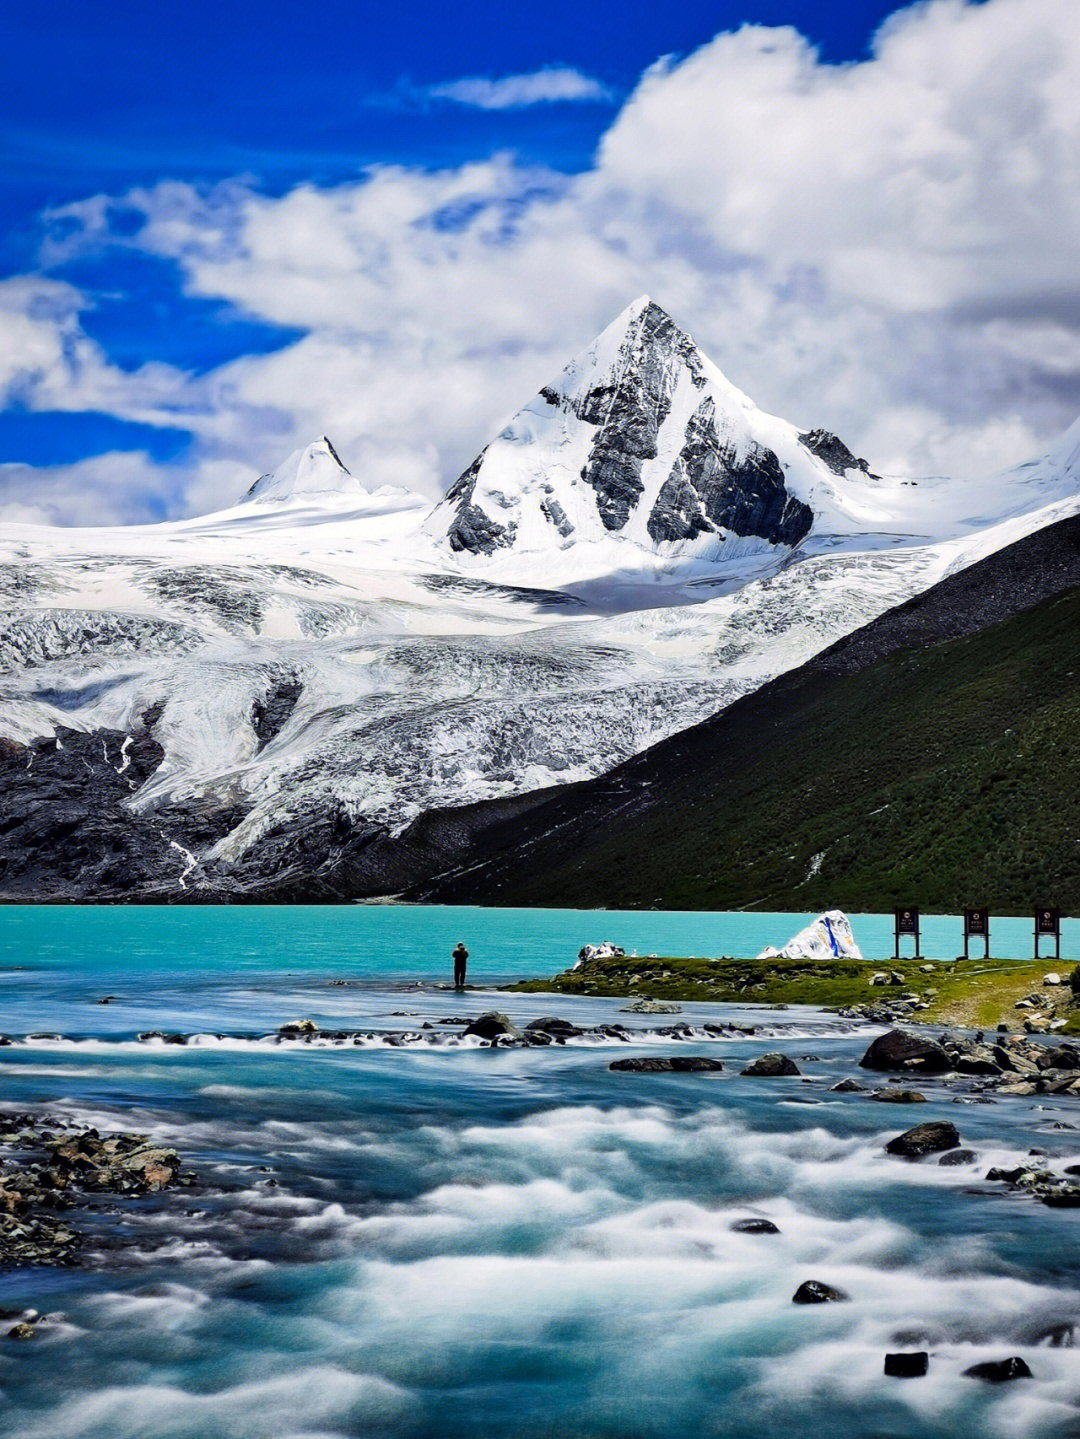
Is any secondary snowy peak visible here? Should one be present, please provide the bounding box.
[425,298,874,565]
[245,436,365,504]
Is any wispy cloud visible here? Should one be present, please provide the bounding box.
[426,66,614,110]
[9,0,1080,524]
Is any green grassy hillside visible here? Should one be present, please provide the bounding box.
[422,580,1080,912]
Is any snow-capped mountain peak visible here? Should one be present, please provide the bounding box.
[245,436,366,504]
[423,298,878,569]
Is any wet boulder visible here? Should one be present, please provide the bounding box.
[463,1012,523,1042]
[118,1146,182,1192]
[525,1017,580,1037]
[867,1089,926,1103]
[731,1218,779,1233]
[885,1121,960,1158]
[938,1148,978,1166]
[1038,1046,1080,1071]
[278,1019,319,1037]
[859,1030,950,1074]
[793,1280,849,1304]
[609,1056,723,1073]
[740,1053,800,1077]
[963,1357,1032,1383]
[831,1078,865,1093]
[884,1352,928,1378]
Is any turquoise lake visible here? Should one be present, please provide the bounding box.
[4,904,1078,983]
[2,903,1080,1439]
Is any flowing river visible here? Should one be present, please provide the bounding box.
[2,905,1080,1439]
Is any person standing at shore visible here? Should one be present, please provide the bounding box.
[452,942,469,989]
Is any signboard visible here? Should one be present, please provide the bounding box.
[1035,908,1062,960]
[1036,908,1060,936]
[963,908,990,959]
[893,907,920,960]
[964,909,989,937]
[895,908,918,935]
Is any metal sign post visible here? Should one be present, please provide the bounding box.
[1034,908,1061,962]
[963,908,990,961]
[894,907,920,961]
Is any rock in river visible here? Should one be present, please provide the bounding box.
[463,1012,523,1042]
[963,1357,1032,1383]
[525,1017,580,1037]
[609,1056,724,1073]
[731,1218,779,1233]
[867,1089,926,1103]
[740,1053,800,1077]
[886,1121,961,1158]
[859,1030,950,1074]
[278,1019,319,1036]
[884,1352,929,1378]
[793,1280,849,1304]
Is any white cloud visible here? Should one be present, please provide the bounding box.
[10,0,1080,523]
[426,67,613,109]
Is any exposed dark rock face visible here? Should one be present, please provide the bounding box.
[609,1056,724,1073]
[0,725,244,901]
[938,1149,978,1166]
[798,428,878,478]
[740,1053,800,1076]
[577,302,697,531]
[539,493,574,538]
[443,449,517,555]
[648,469,715,543]
[648,398,812,547]
[252,678,303,749]
[885,1121,961,1158]
[793,1280,849,1304]
[859,1030,951,1074]
[448,503,516,556]
[731,1218,779,1233]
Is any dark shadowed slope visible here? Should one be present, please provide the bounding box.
[413,513,1080,912]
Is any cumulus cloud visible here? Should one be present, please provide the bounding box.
[9,0,1080,522]
[426,66,614,109]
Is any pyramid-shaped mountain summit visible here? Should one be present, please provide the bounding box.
[426,297,877,563]
[246,435,365,503]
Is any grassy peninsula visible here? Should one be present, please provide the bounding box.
[507,953,1080,1032]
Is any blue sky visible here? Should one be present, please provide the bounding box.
[2,0,1078,524]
